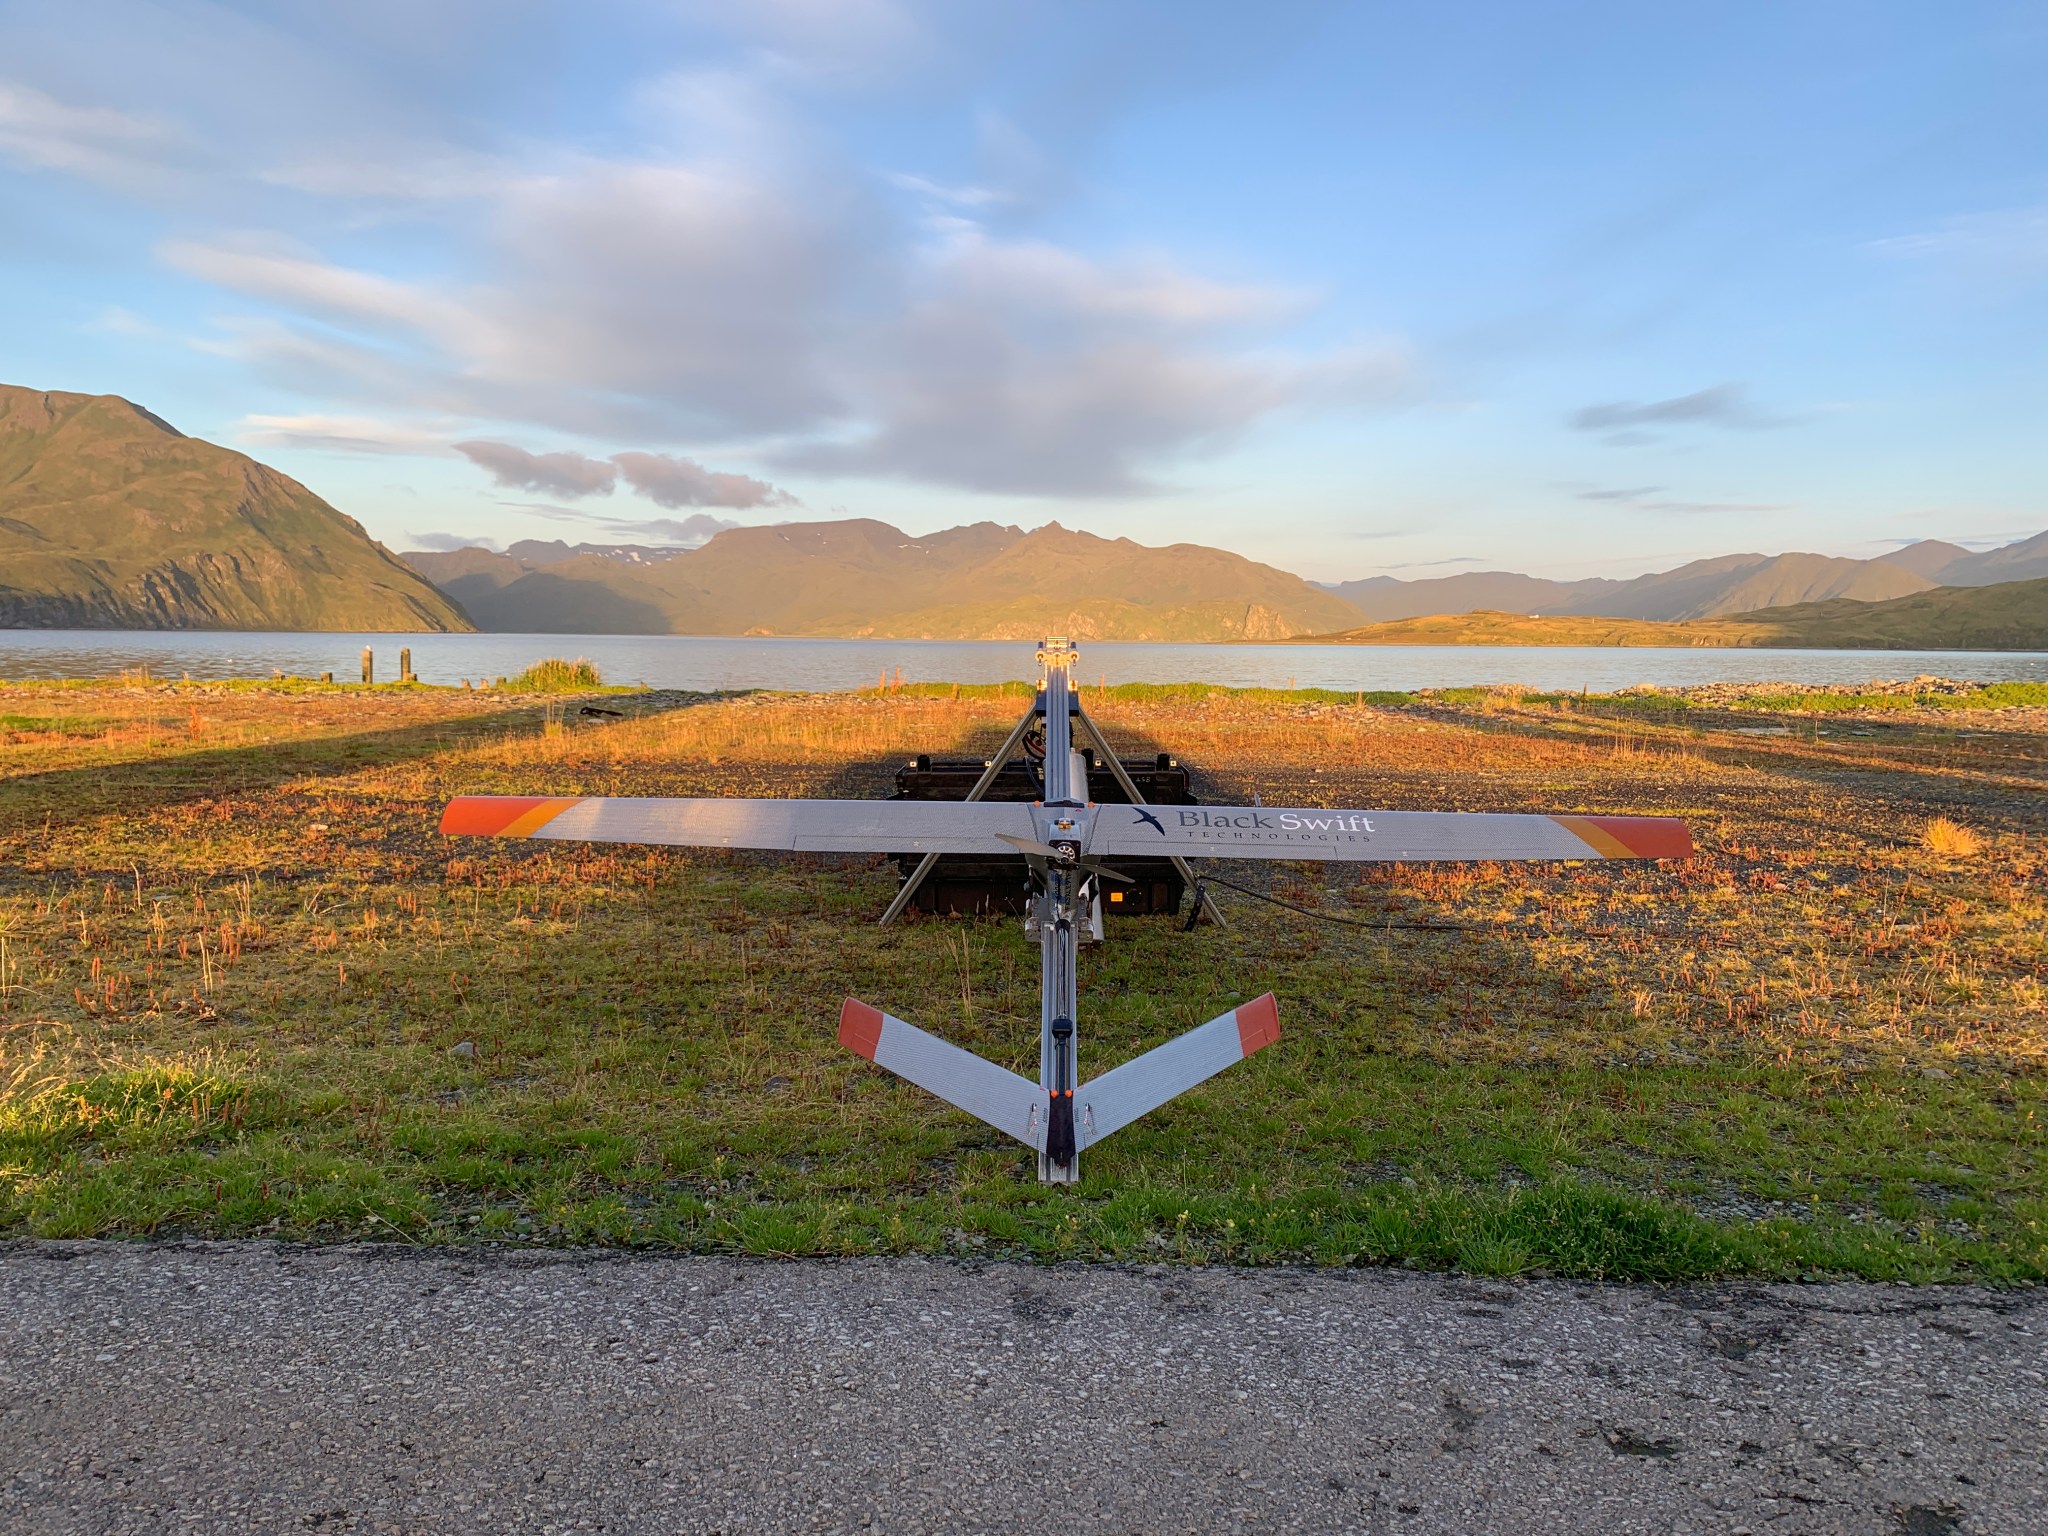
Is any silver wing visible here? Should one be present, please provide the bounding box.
[1088,803,1691,862]
[440,794,1037,853]
[442,795,1690,862]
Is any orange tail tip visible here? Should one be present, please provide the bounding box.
[839,998,885,1060]
[440,795,583,838]
[1554,814,1693,860]
[1234,992,1281,1056]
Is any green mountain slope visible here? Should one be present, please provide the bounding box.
[1722,574,2048,649]
[402,520,1361,640]
[0,385,471,631]
[1294,576,2048,650]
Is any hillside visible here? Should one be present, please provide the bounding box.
[1324,534,2048,624]
[402,520,1362,640]
[0,385,470,631]
[1293,576,2048,650]
[1722,574,2048,650]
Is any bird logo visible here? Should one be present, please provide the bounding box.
[1131,806,1166,836]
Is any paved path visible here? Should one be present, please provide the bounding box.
[1,1242,2040,1535]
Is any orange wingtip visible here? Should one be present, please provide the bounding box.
[1235,992,1281,1057]
[440,795,583,838]
[1554,815,1693,860]
[839,998,885,1060]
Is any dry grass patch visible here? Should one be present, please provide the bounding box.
[1922,817,1985,858]
[0,679,2043,1279]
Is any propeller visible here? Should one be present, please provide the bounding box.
[993,833,1136,884]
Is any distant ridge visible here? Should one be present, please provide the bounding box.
[0,384,470,632]
[1294,575,2048,651]
[1321,535,2048,624]
[401,520,1363,641]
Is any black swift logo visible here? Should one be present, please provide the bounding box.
[1131,807,1166,836]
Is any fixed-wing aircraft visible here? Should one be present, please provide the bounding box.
[442,639,1691,1183]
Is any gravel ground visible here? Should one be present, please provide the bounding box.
[1,1243,2040,1536]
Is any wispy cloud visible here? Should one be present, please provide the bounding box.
[499,502,740,548]
[240,414,454,454]
[1871,206,2048,277]
[0,79,180,188]
[1637,500,1787,515]
[1569,383,1778,435]
[405,530,502,552]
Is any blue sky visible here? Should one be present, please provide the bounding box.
[2,0,2043,582]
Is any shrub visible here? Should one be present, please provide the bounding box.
[499,658,603,693]
[1921,817,1984,858]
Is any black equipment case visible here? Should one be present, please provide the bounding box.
[890,749,1196,916]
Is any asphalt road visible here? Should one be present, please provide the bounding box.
[1,1243,2040,1536]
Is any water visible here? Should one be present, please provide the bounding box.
[1,630,2044,693]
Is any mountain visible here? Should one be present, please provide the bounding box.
[1872,539,1973,581]
[1295,575,2048,651]
[1586,552,1932,620]
[0,385,470,631]
[1722,574,2048,650]
[401,520,1363,641]
[1320,570,1608,620]
[1324,534,2048,624]
[1935,530,2048,586]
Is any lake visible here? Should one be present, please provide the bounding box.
[3,630,2046,693]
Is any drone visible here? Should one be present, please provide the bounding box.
[443,639,1691,1183]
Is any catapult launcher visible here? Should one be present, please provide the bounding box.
[443,639,1691,1183]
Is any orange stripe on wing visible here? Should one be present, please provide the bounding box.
[440,796,584,838]
[1234,992,1281,1057]
[1553,814,1692,860]
[839,998,885,1060]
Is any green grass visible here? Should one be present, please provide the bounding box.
[497,657,609,693]
[0,684,2042,1280]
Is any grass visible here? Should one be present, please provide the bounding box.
[499,657,607,693]
[0,680,2043,1281]
[1922,817,1985,858]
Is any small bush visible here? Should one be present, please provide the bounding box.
[1921,817,1984,858]
[500,658,603,693]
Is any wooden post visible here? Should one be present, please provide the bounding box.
[361,647,373,685]
[399,647,413,683]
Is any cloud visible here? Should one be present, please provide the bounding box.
[1636,500,1787,515]
[1871,207,2048,276]
[90,305,165,338]
[784,226,1402,495]
[499,502,740,549]
[612,451,795,509]
[405,530,501,552]
[37,8,1393,502]
[1572,481,1786,515]
[455,440,617,497]
[453,440,795,509]
[623,513,742,545]
[0,79,179,187]
[1569,384,1777,435]
[239,413,453,454]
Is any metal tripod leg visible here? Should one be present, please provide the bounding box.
[1072,700,1226,929]
[877,700,1042,926]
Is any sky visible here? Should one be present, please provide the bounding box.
[2,0,2044,583]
